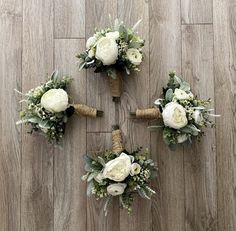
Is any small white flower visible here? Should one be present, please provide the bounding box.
[192,110,204,125]
[162,102,188,129]
[107,183,127,196]
[177,134,188,143]
[106,31,120,40]
[94,172,104,183]
[86,36,97,49]
[126,48,142,66]
[130,163,141,176]
[40,89,68,113]
[103,153,131,182]
[174,89,190,100]
[95,37,118,65]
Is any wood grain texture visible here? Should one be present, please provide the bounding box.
[54,0,85,38]
[0,2,22,229]
[21,0,54,230]
[54,39,87,231]
[182,25,217,231]
[181,0,213,24]
[85,0,117,132]
[117,1,151,230]
[214,0,236,230]
[149,0,185,231]
[86,133,120,231]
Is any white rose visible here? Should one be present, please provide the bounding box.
[192,110,204,125]
[95,37,118,65]
[106,31,120,40]
[40,89,68,113]
[86,36,96,49]
[126,48,142,66]
[162,102,188,129]
[130,163,141,176]
[177,134,188,143]
[174,89,190,100]
[102,153,131,182]
[107,183,127,196]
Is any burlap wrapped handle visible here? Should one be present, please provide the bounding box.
[112,126,124,154]
[130,108,161,119]
[109,72,123,102]
[73,104,103,117]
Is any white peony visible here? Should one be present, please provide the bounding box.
[102,153,131,182]
[130,163,141,176]
[40,89,68,113]
[162,102,188,129]
[126,48,142,66]
[107,183,127,196]
[174,89,191,100]
[192,110,204,125]
[86,36,97,49]
[95,37,118,65]
[106,31,120,40]
[177,134,188,143]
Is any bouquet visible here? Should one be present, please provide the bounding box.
[16,71,103,143]
[131,72,220,149]
[77,19,145,101]
[82,126,157,215]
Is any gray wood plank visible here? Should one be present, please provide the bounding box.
[149,0,185,230]
[21,0,54,230]
[85,0,117,132]
[117,1,151,230]
[214,0,236,230]
[182,24,217,231]
[54,39,87,231]
[181,0,213,24]
[86,133,120,231]
[0,3,22,229]
[54,0,85,38]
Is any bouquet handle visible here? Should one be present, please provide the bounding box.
[112,126,124,154]
[130,108,161,119]
[109,72,123,102]
[73,104,103,117]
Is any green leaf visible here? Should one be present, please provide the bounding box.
[51,70,59,81]
[103,196,112,216]
[87,180,94,196]
[119,25,128,42]
[87,172,97,182]
[137,187,151,199]
[179,81,190,91]
[97,156,106,167]
[165,89,174,102]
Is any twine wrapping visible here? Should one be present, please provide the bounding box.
[135,108,161,119]
[112,129,124,154]
[73,104,97,117]
[109,72,123,100]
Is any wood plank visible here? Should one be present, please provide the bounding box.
[54,0,85,38]
[182,24,217,231]
[117,0,151,230]
[21,0,54,230]
[149,0,185,230]
[85,0,117,132]
[86,133,120,231]
[181,0,213,24]
[54,39,87,231]
[0,3,22,230]
[214,0,236,230]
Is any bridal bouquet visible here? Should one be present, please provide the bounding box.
[77,19,145,100]
[16,71,103,143]
[82,127,157,215]
[131,72,219,149]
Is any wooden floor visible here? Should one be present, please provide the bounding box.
[0,0,236,230]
